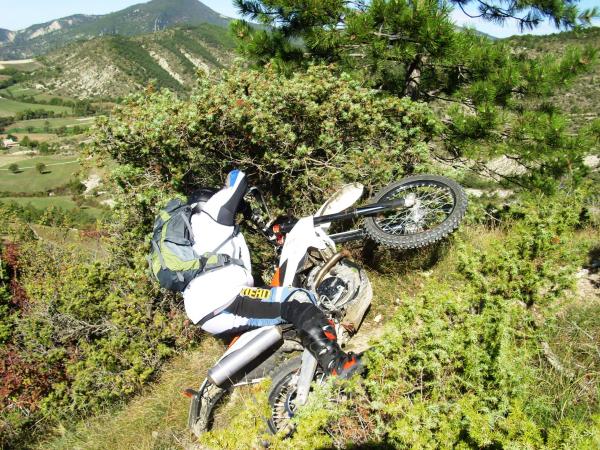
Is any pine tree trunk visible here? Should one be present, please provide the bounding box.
[404,56,422,99]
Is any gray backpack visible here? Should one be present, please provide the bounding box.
[147,199,243,292]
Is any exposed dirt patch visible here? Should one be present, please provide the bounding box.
[148,50,185,85]
[82,173,101,194]
[576,267,600,302]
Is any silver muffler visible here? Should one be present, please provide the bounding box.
[207,326,283,387]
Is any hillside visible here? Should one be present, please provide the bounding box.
[505,27,600,131]
[1,10,599,448]
[0,0,231,60]
[22,24,235,99]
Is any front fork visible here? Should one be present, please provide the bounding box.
[295,348,318,406]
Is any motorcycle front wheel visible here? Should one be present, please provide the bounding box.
[267,356,326,436]
[364,174,467,249]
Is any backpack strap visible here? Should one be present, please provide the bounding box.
[151,240,166,269]
[200,253,245,272]
[180,211,194,242]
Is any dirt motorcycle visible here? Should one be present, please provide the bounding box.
[186,174,467,436]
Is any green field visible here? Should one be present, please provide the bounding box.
[2,85,39,97]
[0,155,80,193]
[6,116,94,133]
[0,196,103,218]
[0,97,73,117]
[1,84,78,103]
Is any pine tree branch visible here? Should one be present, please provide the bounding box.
[372,31,421,44]
[457,2,484,19]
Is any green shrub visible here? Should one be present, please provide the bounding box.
[273,191,599,448]
[8,163,19,174]
[95,65,439,218]
[0,231,198,447]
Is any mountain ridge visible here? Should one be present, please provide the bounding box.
[35,23,236,98]
[0,0,231,59]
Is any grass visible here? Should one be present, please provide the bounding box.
[29,224,109,258]
[41,338,225,450]
[6,117,94,133]
[1,85,39,97]
[1,84,78,103]
[0,155,77,169]
[8,132,59,142]
[0,196,99,214]
[0,97,72,117]
[0,155,80,193]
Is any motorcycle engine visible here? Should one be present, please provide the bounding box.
[316,276,348,305]
[307,260,361,314]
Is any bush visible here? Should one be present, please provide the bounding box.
[35,162,46,174]
[96,65,439,218]
[278,191,599,449]
[66,178,86,195]
[8,163,19,174]
[19,136,30,147]
[0,224,197,447]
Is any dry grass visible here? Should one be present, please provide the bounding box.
[29,224,108,259]
[10,133,59,142]
[41,337,226,450]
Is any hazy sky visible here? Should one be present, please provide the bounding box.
[0,0,598,38]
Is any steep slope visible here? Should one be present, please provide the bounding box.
[38,24,235,98]
[0,0,231,59]
[0,28,17,45]
[506,26,600,131]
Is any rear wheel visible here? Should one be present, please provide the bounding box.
[364,175,467,249]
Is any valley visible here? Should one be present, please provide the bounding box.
[0,5,234,227]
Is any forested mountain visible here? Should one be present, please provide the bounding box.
[0,0,230,59]
[36,24,235,98]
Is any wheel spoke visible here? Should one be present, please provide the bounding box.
[374,182,455,236]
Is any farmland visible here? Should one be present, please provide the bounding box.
[0,59,42,71]
[0,96,73,117]
[0,58,108,224]
[0,155,80,193]
[1,83,79,103]
[6,116,94,133]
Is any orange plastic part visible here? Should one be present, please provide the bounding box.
[270,267,281,287]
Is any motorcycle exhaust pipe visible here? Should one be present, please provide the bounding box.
[207,326,283,387]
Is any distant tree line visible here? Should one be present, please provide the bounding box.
[0,68,29,90]
[0,116,14,132]
[14,109,66,121]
